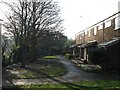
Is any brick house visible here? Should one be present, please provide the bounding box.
[72,11,120,67]
[75,12,120,45]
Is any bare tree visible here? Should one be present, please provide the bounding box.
[2,0,63,67]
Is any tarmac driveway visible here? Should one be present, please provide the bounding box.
[58,56,102,82]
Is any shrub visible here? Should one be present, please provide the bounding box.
[89,47,109,66]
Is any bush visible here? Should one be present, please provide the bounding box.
[65,53,73,59]
[89,47,109,66]
[2,55,12,67]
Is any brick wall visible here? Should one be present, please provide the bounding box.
[76,16,120,44]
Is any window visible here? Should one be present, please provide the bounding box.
[79,35,81,40]
[98,24,103,30]
[77,35,79,40]
[115,16,120,30]
[85,30,87,35]
[88,29,91,37]
[105,21,111,28]
[81,33,84,36]
[94,26,97,35]
[87,31,89,35]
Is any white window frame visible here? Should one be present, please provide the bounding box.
[98,24,103,30]
[94,26,97,35]
[81,33,84,36]
[88,29,91,37]
[85,30,87,35]
[79,35,81,40]
[105,21,111,28]
[114,16,120,30]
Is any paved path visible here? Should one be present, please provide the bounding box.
[58,56,104,82]
[2,55,120,86]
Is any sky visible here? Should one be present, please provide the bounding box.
[55,0,120,39]
[0,0,120,39]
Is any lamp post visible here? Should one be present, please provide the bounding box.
[0,19,3,89]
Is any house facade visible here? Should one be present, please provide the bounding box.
[73,12,120,69]
[75,12,120,45]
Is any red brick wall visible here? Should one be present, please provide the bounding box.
[76,18,120,44]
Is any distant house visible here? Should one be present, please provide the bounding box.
[72,11,120,68]
[70,44,81,57]
[75,12,120,45]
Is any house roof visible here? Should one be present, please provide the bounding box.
[80,40,97,48]
[70,44,81,48]
[98,38,120,48]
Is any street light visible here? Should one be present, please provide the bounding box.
[0,19,3,89]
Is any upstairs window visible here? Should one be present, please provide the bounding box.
[85,30,87,35]
[79,35,81,40]
[114,16,120,30]
[88,29,91,37]
[105,21,111,28]
[94,26,97,35]
[98,24,103,30]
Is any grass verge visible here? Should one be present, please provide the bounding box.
[2,80,120,90]
[4,59,67,79]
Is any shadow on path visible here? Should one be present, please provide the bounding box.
[3,64,101,90]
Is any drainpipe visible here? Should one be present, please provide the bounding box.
[103,22,105,42]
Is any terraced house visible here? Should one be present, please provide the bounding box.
[72,2,120,70]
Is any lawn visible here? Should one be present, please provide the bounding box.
[5,59,67,79]
[42,55,58,59]
[3,80,120,90]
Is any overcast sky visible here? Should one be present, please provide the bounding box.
[0,0,120,39]
[56,0,120,39]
